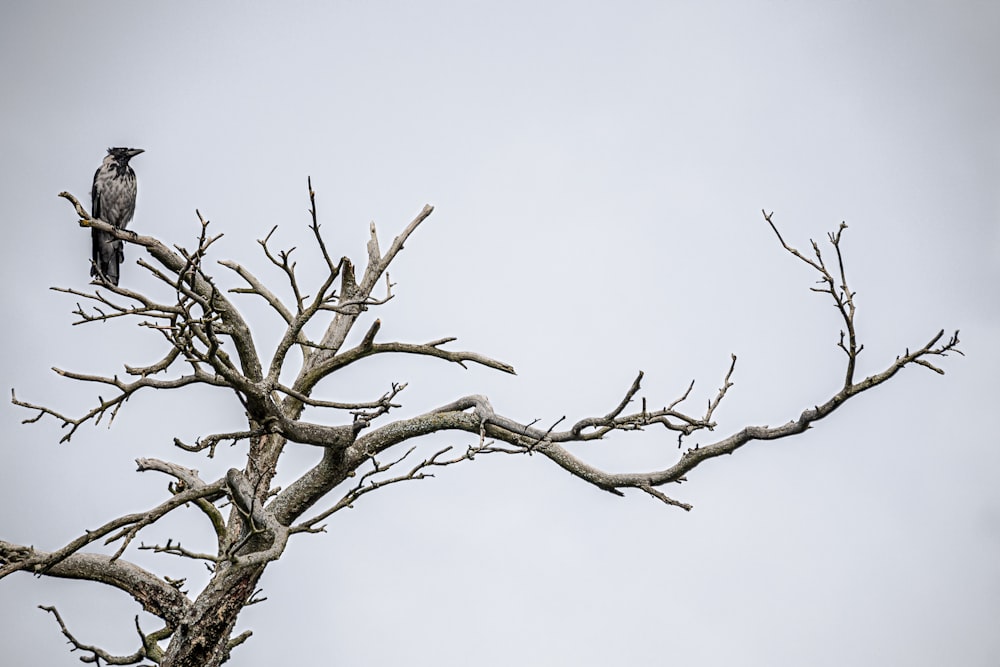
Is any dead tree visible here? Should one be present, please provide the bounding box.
[2,181,960,667]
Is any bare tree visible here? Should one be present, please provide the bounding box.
[2,181,960,667]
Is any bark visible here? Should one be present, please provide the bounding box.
[160,565,263,667]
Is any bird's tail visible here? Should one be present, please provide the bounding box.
[91,230,123,286]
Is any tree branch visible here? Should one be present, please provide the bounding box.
[0,542,191,626]
[39,605,148,666]
[312,336,517,379]
[0,479,227,579]
[59,191,266,387]
[136,458,228,552]
[291,438,517,533]
[11,370,229,443]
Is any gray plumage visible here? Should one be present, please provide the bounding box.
[91,147,143,285]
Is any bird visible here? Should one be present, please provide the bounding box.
[90,147,143,286]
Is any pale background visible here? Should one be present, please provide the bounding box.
[1,2,998,665]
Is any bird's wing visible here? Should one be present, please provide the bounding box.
[91,166,102,221]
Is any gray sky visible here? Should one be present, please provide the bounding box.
[1,2,998,665]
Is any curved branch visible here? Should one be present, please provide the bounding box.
[221,259,296,326]
[330,326,959,511]
[126,346,181,377]
[0,543,191,626]
[40,605,149,666]
[532,328,961,506]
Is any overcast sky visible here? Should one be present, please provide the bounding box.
[1,2,998,665]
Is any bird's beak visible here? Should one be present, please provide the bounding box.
[127,148,145,158]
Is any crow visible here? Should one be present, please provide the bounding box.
[91,147,143,285]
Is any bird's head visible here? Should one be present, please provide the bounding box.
[107,147,145,164]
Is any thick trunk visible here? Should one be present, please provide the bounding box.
[160,565,263,667]
[159,430,283,666]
